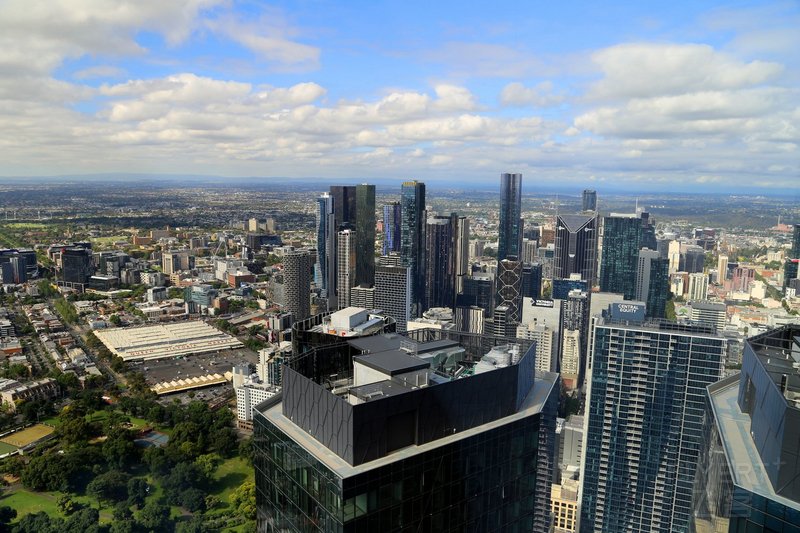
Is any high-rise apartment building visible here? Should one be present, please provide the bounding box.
[635,249,670,319]
[687,272,709,301]
[375,263,412,333]
[400,180,426,315]
[690,325,800,532]
[498,172,523,261]
[581,303,726,533]
[560,290,589,389]
[689,301,726,331]
[336,230,356,309]
[283,250,313,321]
[680,244,706,274]
[599,214,642,299]
[424,216,454,310]
[716,254,729,283]
[254,330,559,532]
[355,184,376,287]
[582,189,597,212]
[382,202,401,255]
[554,214,598,286]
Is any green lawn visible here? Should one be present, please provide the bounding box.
[210,457,252,506]
[0,441,19,456]
[0,488,113,523]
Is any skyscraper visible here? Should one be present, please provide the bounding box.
[400,180,426,315]
[375,262,411,332]
[382,202,401,255]
[792,223,800,258]
[581,303,726,533]
[522,262,543,299]
[424,216,454,310]
[283,250,313,321]
[496,258,523,325]
[336,229,355,309]
[559,289,589,389]
[554,214,598,286]
[452,213,470,297]
[498,172,523,261]
[254,330,559,532]
[329,185,357,231]
[582,189,597,212]
[635,249,670,319]
[355,184,376,287]
[599,214,642,299]
[315,193,334,296]
[691,325,800,532]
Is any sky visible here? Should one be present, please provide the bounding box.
[0,0,798,192]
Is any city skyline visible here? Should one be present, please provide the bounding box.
[0,1,798,193]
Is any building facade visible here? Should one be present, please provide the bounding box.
[554,214,598,286]
[284,250,313,321]
[400,180,426,316]
[599,214,642,299]
[498,172,523,261]
[581,304,727,533]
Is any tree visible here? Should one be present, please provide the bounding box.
[194,453,220,479]
[57,495,82,516]
[176,516,210,533]
[55,413,93,445]
[0,506,17,527]
[22,454,76,492]
[181,487,207,512]
[86,470,130,504]
[112,501,133,522]
[126,477,149,508]
[137,500,173,532]
[231,480,256,520]
[64,507,101,533]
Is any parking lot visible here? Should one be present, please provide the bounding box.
[132,347,258,386]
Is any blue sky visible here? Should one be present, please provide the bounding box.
[0,0,798,192]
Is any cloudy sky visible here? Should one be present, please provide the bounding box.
[1,0,798,192]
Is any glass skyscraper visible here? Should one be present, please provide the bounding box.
[498,173,523,261]
[316,193,334,295]
[599,214,642,299]
[424,215,454,310]
[582,189,597,212]
[691,325,800,532]
[554,214,598,286]
[580,303,726,533]
[254,329,560,532]
[400,180,425,315]
[355,184,376,288]
[382,202,401,256]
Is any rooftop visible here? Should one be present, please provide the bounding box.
[353,350,429,376]
[708,376,800,511]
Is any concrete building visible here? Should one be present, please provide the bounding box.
[283,249,313,322]
[374,263,411,333]
[687,272,709,301]
[0,378,58,411]
[690,301,727,331]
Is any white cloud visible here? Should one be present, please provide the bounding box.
[588,43,783,100]
[500,81,564,107]
[73,65,127,80]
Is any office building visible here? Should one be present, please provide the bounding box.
[680,244,706,274]
[382,202,401,255]
[522,239,539,263]
[582,189,597,212]
[496,258,523,324]
[254,328,559,532]
[552,277,589,301]
[61,246,94,286]
[635,249,670,319]
[522,262,543,298]
[689,301,726,331]
[400,180,426,315]
[184,284,218,314]
[668,240,682,274]
[517,321,556,374]
[336,230,356,309]
[599,214,642,299]
[785,259,799,291]
[581,303,727,533]
[716,255,729,283]
[424,216,454,310]
[454,305,484,334]
[315,193,334,297]
[498,172,523,261]
[731,266,755,293]
[162,251,194,276]
[355,184,376,287]
[640,212,658,252]
[329,185,357,231]
[691,325,800,532]
[792,223,800,258]
[687,272,709,301]
[459,275,495,318]
[349,286,375,309]
[283,249,313,322]
[452,214,470,296]
[560,290,589,389]
[554,214,598,286]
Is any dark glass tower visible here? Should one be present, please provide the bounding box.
[254,330,560,533]
[636,249,670,319]
[581,306,726,533]
[582,189,597,212]
[599,214,642,299]
[498,173,523,261]
[329,185,357,231]
[315,193,334,295]
[792,223,800,258]
[554,214,598,286]
[690,325,800,532]
[424,216,454,310]
[355,184,376,287]
[382,202,401,255]
[400,180,426,316]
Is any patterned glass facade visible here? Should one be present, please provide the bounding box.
[400,181,425,315]
[599,215,642,299]
[498,173,523,261]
